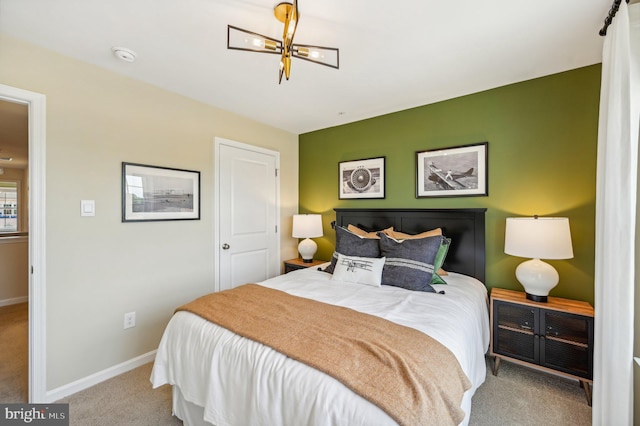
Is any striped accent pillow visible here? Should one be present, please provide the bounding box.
[322,226,381,274]
[378,232,443,292]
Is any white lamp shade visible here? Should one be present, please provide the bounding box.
[505,217,573,260]
[292,214,323,238]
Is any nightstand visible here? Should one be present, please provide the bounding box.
[490,288,594,405]
[283,258,326,274]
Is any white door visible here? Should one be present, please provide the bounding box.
[215,138,280,291]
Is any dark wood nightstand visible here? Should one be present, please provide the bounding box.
[490,288,594,405]
[283,258,326,274]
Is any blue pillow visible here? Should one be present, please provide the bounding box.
[378,233,443,292]
[322,226,381,274]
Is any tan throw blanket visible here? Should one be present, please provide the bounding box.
[176,284,471,426]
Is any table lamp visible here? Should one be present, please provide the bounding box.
[504,216,573,302]
[292,214,323,262]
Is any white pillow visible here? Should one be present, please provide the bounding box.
[331,253,385,287]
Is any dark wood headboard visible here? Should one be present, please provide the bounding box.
[334,208,486,282]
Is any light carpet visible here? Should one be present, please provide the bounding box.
[0,302,28,403]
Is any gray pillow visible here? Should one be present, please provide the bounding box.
[322,225,381,274]
[378,232,443,292]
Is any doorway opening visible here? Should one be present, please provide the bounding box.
[0,84,47,403]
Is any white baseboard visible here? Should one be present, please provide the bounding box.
[0,296,28,307]
[46,350,157,402]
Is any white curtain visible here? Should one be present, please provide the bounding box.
[593,2,640,425]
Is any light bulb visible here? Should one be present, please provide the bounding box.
[246,37,277,51]
[297,48,323,60]
[248,38,264,48]
[287,20,296,36]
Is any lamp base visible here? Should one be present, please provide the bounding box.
[526,293,548,303]
[298,238,318,263]
[515,258,559,303]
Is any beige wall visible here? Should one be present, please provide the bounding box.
[0,237,28,303]
[0,167,28,304]
[0,34,299,390]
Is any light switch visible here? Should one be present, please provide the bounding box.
[81,200,95,217]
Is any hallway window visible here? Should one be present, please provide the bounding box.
[0,181,18,233]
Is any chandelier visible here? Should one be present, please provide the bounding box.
[227,1,339,84]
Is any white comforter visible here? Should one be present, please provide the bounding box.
[151,267,490,426]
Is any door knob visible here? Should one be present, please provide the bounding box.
[222,243,230,250]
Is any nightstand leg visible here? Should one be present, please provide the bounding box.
[580,380,592,406]
[492,356,501,376]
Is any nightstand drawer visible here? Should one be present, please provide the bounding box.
[493,301,538,364]
[495,301,536,332]
[542,337,591,378]
[543,310,590,345]
[494,327,537,363]
[541,310,593,379]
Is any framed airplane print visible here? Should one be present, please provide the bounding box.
[416,142,488,198]
[339,157,385,199]
[122,162,201,222]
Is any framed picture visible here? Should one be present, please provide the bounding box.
[339,157,385,199]
[416,142,488,198]
[122,162,200,222]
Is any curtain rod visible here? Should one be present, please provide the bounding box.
[599,0,630,36]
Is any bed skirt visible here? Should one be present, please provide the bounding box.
[170,383,476,426]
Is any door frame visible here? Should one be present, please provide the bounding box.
[0,84,47,402]
[213,137,280,292]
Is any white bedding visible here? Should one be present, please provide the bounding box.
[151,266,490,426]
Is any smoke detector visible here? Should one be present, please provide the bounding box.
[112,47,136,63]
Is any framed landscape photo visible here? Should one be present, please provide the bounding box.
[122,162,201,222]
[339,157,385,199]
[416,142,488,198]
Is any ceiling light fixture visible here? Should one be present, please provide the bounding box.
[227,0,339,84]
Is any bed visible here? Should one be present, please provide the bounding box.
[151,208,490,426]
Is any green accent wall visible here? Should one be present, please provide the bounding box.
[299,64,600,305]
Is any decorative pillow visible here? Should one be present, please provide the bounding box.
[331,254,385,287]
[378,232,443,292]
[322,226,381,274]
[386,228,449,277]
[431,238,451,284]
[385,227,442,240]
[347,224,393,239]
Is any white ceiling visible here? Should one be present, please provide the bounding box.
[0,0,615,139]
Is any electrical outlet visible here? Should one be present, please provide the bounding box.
[124,312,136,329]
